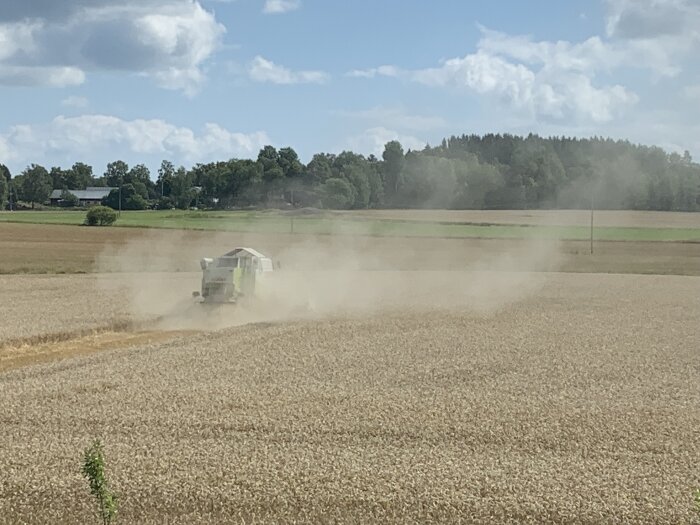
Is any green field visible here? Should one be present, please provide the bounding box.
[1,209,699,241]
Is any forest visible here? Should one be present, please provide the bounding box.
[2,133,699,211]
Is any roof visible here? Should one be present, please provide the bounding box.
[222,247,269,259]
[50,187,117,200]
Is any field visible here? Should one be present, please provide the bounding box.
[2,209,700,242]
[2,220,700,277]
[1,210,699,523]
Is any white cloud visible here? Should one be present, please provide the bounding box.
[249,56,329,84]
[605,0,700,76]
[345,127,426,157]
[415,50,638,123]
[263,0,301,14]
[347,65,400,79]
[412,52,535,101]
[0,1,225,94]
[350,26,639,124]
[0,20,40,61]
[0,114,269,167]
[476,28,621,73]
[61,95,89,108]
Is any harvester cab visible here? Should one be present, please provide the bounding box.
[193,247,274,304]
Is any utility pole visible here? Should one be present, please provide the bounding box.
[590,182,595,255]
[8,180,12,212]
[118,175,122,217]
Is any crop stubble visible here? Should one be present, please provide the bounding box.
[0,272,698,523]
[344,209,700,228]
[2,220,699,276]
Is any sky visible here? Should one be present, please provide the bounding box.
[1,0,699,176]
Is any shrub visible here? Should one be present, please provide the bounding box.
[85,206,117,226]
[154,196,175,210]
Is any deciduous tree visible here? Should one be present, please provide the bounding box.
[17,164,52,208]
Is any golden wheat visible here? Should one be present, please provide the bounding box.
[0,275,132,343]
[0,272,698,523]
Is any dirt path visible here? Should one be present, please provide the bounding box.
[0,328,199,373]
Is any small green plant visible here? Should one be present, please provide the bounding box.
[82,439,118,525]
[85,206,117,226]
[694,488,700,514]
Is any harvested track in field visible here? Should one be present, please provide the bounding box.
[0,324,200,372]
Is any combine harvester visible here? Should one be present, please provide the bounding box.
[193,247,275,305]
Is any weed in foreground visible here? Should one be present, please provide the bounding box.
[82,439,118,525]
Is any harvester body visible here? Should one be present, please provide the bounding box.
[195,247,273,304]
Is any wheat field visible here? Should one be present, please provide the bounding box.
[1,271,698,524]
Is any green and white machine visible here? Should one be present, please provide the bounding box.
[193,247,274,304]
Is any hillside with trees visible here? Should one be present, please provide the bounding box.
[2,134,699,211]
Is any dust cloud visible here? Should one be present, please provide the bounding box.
[95,224,563,332]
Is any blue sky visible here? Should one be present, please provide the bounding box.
[1,0,699,176]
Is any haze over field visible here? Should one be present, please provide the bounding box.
[89,225,562,332]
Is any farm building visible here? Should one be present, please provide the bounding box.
[49,187,116,207]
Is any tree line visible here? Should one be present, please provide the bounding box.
[2,134,699,211]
